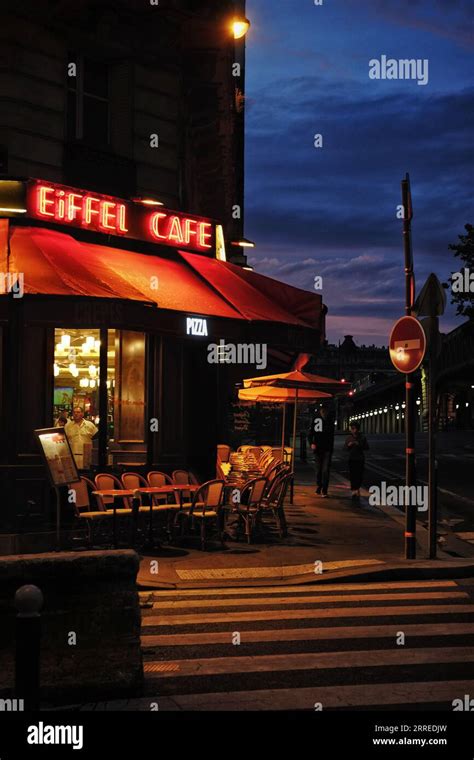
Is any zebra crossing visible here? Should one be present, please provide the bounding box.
[139,579,474,710]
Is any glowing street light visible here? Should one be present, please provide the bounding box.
[232,17,251,39]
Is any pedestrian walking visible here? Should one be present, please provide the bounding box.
[345,421,369,499]
[308,403,335,497]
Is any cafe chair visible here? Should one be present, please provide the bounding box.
[260,472,291,538]
[94,473,132,513]
[262,457,276,478]
[263,462,287,496]
[122,471,180,539]
[147,471,174,503]
[180,479,225,551]
[121,472,148,490]
[147,471,173,487]
[271,448,284,463]
[172,469,199,485]
[232,476,267,544]
[172,469,200,503]
[70,476,113,547]
[217,444,231,463]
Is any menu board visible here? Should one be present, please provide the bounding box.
[34,427,79,487]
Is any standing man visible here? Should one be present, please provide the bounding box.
[65,407,98,470]
[308,403,335,498]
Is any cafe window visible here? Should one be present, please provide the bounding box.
[67,53,110,145]
[53,328,147,467]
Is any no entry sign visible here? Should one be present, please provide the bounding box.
[389,316,426,373]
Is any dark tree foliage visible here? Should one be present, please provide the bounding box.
[448,223,474,319]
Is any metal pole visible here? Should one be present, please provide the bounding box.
[54,486,61,552]
[428,319,438,559]
[402,174,417,559]
[14,585,43,712]
[290,389,299,505]
[281,402,286,456]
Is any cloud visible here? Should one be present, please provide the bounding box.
[245,0,473,344]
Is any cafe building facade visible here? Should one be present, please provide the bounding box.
[0,0,325,543]
[0,178,325,539]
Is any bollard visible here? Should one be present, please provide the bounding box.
[14,584,43,711]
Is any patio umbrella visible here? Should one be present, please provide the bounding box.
[238,384,332,464]
[243,369,348,396]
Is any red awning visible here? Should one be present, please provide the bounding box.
[7,226,241,319]
[178,251,322,329]
[5,226,322,329]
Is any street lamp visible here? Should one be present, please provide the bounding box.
[232,17,251,39]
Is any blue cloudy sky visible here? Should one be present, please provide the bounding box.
[244,0,473,345]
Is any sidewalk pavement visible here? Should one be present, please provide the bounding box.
[137,464,474,590]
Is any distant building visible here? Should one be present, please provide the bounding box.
[303,335,395,432]
[312,335,394,386]
[346,321,474,434]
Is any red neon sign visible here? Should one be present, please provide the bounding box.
[26,180,216,254]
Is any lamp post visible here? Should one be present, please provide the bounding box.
[229,4,251,266]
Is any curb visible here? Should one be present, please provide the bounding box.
[137,558,474,591]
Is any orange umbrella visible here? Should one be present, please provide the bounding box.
[238,384,332,467]
[243,369,348,396]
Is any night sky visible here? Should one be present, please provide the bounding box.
[244,0,473,346]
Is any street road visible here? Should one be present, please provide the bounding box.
[140,579,474,710]
[331,432,474,552]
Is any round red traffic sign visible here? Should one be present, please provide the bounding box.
[389,316,426,373]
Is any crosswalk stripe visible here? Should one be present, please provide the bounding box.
[143,646,474,678]
[141,603,474,627]
[149,590,467,610]
[151,679,474,711]
[140,579,458,599]
[141,622,474,647]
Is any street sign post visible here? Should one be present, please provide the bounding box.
[389,311,426,560]
[416,273,446,559]
[389,316,427,374]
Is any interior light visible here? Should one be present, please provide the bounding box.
[61,334,71,349]
[89,379,96,389]
[54,363,59,377]
[88,364,97,378]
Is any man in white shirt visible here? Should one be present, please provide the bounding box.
[65,407,98,470]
